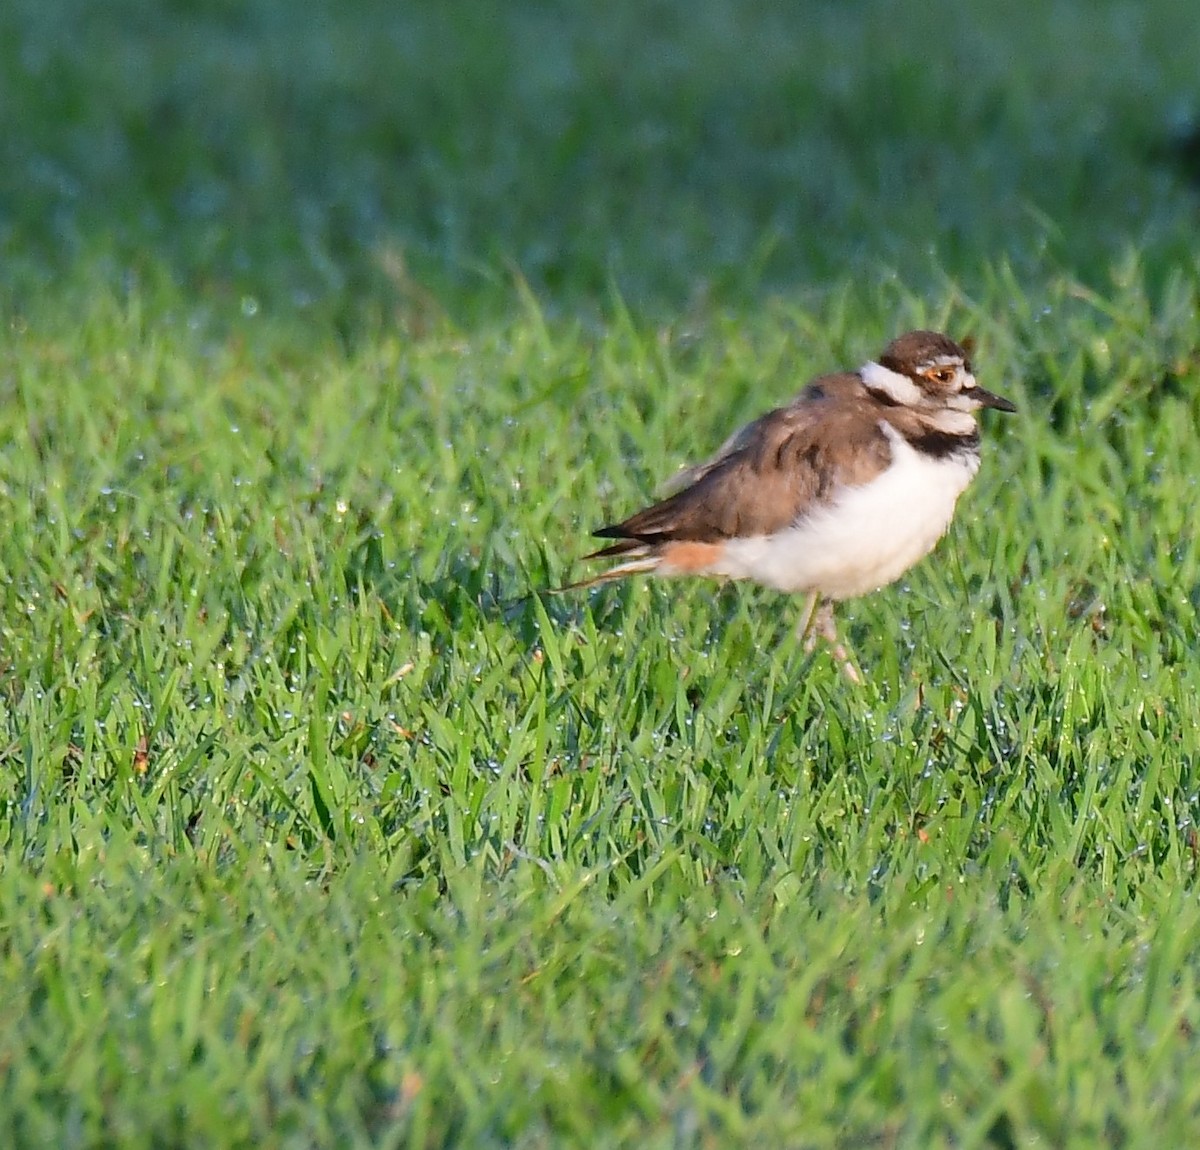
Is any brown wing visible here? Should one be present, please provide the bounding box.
[589,374,893,557]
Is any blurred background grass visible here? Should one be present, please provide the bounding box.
[2,0,1198,323]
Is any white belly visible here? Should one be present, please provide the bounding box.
[716,430,979,599]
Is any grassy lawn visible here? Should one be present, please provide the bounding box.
[3,0,1200,1145]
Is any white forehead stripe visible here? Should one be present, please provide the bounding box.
[860,360,924,406]
[919,354,964,372]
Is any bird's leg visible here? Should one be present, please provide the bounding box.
[815,600,862,685]
[797,594,862,684]
[796,591,822,651]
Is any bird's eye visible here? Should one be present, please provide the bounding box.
[924,366,957,385]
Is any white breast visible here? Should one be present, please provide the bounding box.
[715,423,980,599]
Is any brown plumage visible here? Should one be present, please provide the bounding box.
[587,371,896,559]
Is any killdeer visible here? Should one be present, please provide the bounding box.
[575,330,1015,681]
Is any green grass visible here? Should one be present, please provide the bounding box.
[3,0,1200,1146]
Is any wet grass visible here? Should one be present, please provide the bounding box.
[3,0,1200,1146]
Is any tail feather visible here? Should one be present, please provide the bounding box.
[552,554,660,593]
[582,536,648,561]
[553,514,670,593]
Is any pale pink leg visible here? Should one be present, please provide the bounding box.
[798,595,862,684]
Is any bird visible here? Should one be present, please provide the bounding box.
[572,329,1015,681]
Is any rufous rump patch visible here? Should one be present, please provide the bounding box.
[659,540,725,573]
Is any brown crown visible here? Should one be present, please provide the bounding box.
[878,330,970,375]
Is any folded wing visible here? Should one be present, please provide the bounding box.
[588,375,894,559]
